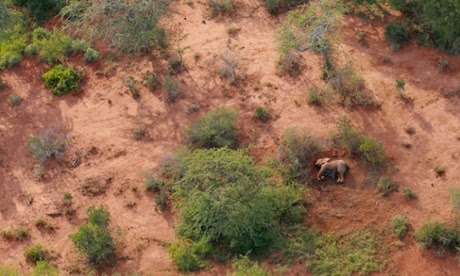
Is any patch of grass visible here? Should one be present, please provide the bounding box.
[9,94,22,106]
[144,72,158,91]
[144,175,164,192]
[163,76,180,102]
[450,187,460,214]
[230,256,271,275]
[168,59,183,73]
[24,244,51,264]
[185,108,238,149]
[34,217,54,230]
[385,21,409,51]
[272,226,318,265]
[0,264,22,276]
[377,176,399,197]
[254,107,270,122]
[33,28,86,64]
[27,130,66,164]
[42,65,83,96]
[87,205,110,228]
[1,226,14,240]
[33,261,59,276]
[168,239,207,272]
[395,78,405,90]
[79,176,109,196]
[391,214,410,239]
[15,226,30,241]
[155,188,168,210]
[309,231,382,276]
[403,187,417,200]
[307,89,325,106]
[84,47,100,62]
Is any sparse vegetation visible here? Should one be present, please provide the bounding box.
[377,176,399,196]
[27,130,66,164]
[15,226,30,241]
[450,187,460,215]
[123,76,140,99]
[144,72,159,91]
[263,0,306,15]
[84,47,100,62]
[185,108,238,149]
[434,166,445,176]
[307,89,325,105]
[132,125,146,140]
[391,214,410,239]
[415,221,460,255]
[33,261,59,276]
[254,107,270,122]
[34,164,45,180]
[403,187,417,200]
[230,256,271,275]
[42,65,83,95]
[33,28,87,64]
[218,51,240,84]
[9,94,22,106]
[34,216,54,230]
[69,205,116,267]
[209,0,235,16]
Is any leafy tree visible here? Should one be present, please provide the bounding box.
[12,0,64,23]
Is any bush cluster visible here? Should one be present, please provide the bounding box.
[69,205,116,267]
[24,243,51,264]
[391,214,410,239]
[415,221,460,254]
[185,108,238,149]
[42,64,82,96]
[168,148,305,270]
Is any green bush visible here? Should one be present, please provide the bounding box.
[168,239,207,272]
[171,148,303,258]
[27,130,65,163]
[42,64,82,95]
[185,108,238,149]
[263,0,306,15]
[385,21,409,51]
[24,44,38,56]
[391,214,410,239]
[61,0,168,53]
[307,89,325,105]
[230,256,271,276]
[254,107,270,122]
[69,205,115,267]
[32,261,59,276]
[12,0,63,23]
[86,205,110,228]
[359,136,387,167]
[403,187,417,200]
[9,94,22,106]
[377,176,399,196]
[24,244,50,264]
[70,39,90,53]
[0,12,26,70]
[415,221,460,251]
[84,47,100,62]
[33,28,75,64]
[144,73,158,91]
[330,117,363,156]
[145,175,164,192]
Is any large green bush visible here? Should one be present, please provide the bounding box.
[385,21,410,51]
[171,148,304,263]
[0,8,26,70]
[12,0,64,23]
[185,108,238,149]
[33,28,84,64]
[61,0,168,53]
[69,205,116,267]
[42,64,82,95]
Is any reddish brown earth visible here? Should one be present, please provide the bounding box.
[1,0,459,275]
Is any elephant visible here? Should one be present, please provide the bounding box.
[315,158,349,183]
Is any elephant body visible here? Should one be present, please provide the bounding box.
[315,158,349,183]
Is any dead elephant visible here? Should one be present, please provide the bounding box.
[315,158,349,183]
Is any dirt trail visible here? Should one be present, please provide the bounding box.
[0,0,459,275]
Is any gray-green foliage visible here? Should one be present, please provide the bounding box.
[391,214,410,238]
[61,0,168,53]
[27,130,65,163]
[185,108,238,149]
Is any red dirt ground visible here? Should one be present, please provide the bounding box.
[1,1,459,275]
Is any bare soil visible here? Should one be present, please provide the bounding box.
[1,0,459,275]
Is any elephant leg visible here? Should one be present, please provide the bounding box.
[338,172,345,183]
[317,166,327,181]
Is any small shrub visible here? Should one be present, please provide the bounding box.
[194,52,201,61]
[84,48,100,62]
[155,188,168,210]
[24,44,38,56]
[395,78,405,90]
[163,76,180,102]
[86,205,110,228]
[79,176,109,196]
[64,192,73,202]
[24,244,50,264]
[391,214,410,239]
[359,136,387,167]
[450,187,460,214]
[185,108,238,149]
[123,76,140,99]
[377,176,399,197]
[132,125,146,140]
[434,166,445,176]
[403,187,417,200]
[15,226,30,241]
[69,206,115,267]
[307,89,325,105]
[168,239,206,272]
[438,58,449,72]
[9,94,22,106]
[27,130,65,163]
[218,51,240,84]
[415,221,460,251]
[254,107,270,122]
[33,261,59,276]
[42,65,82,96]
[34,164,45,181]
[144,73,158,91]
[187,103,201,113]
[227,26,241,35]
[330,117,364,157]
[209,0,234,16]
[168,59,183,73]
[145,175,163,192]
[385,21,409,51]
[404,126,415,135]
[34,217,54,230]
[1,226,14,240]
[263,0,306,15]
[70,39,91,54]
